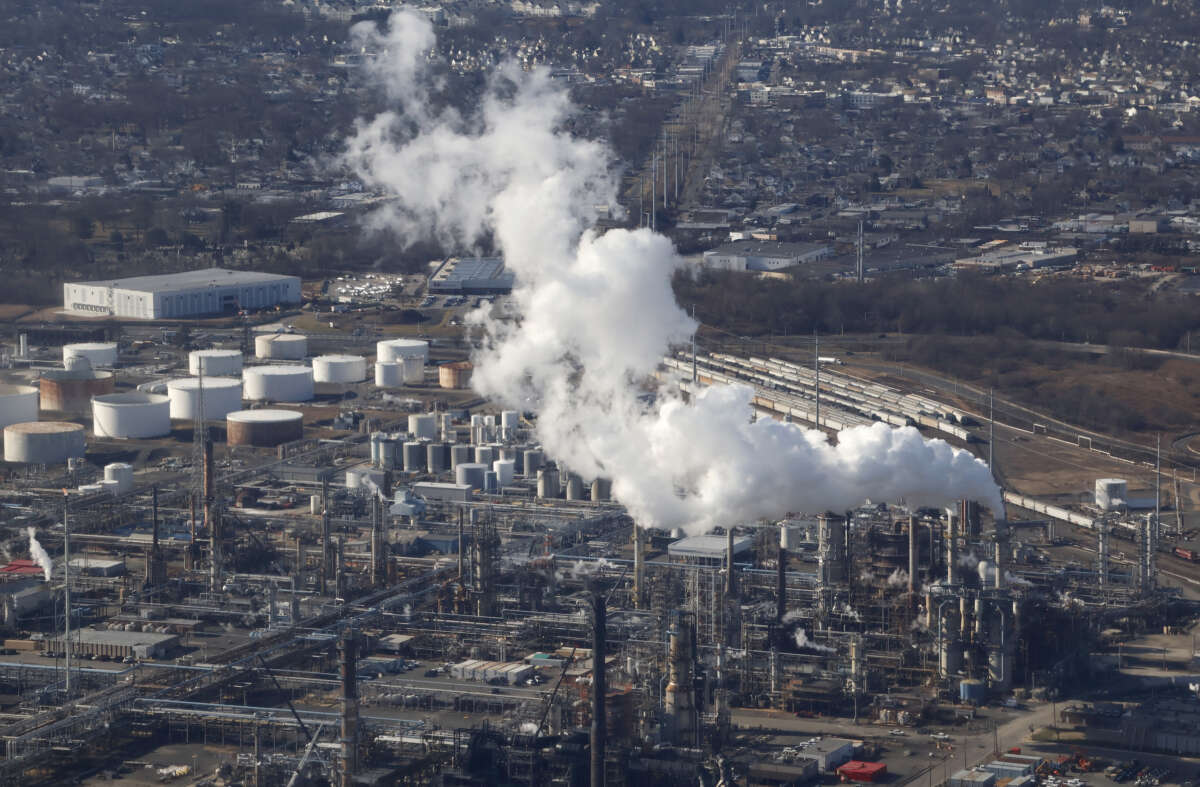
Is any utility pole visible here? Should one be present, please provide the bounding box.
[857,220,865,283]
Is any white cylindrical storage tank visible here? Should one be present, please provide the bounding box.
[166,377,243,420]
[450,443,471,469]
[255,333,307,361]
[4,421,86,464]
[104,462,134,495]
[401,356,424,384]
[98,479,121,497]
[408,414,436,440]
[92,393,170,439]
[402,441,425,472]
[440,413,454,441]
[369,432,383,465]
[0,384,39,429]
[78,483,105,495]
[500,410,519,439]
[313,354,367,384]
[375,362,405,388]
[243,366,314,402]
[475,445,496,466]
[63,342,118,367]
[189,349,243,377]
[455,462,486,491]
[493,459,515,487]
[591,478,611,502]
[376,338,429,364]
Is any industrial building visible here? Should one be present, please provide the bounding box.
[701,240,833,272]
[427,257,515,293]
[63,267,301,319]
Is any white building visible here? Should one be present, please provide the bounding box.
[702,241,832,272]
[64,267,301,319]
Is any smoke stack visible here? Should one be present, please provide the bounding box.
[632,527,644,610]
[321,479,331,596]
[946,510,958,585]
[725,528,735,597]
[457,506,466,580]
[908,515,918,594]
[340,634,359,787]
[590,590,607,787]
[776,526,787,623]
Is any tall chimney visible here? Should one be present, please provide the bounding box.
[946,509,958,585]
[590,590,607,787]
[632,527,644,610]
[725,528,736,597]
[908,515,918,594]
[776,528,787,624]
[457,506,466,580]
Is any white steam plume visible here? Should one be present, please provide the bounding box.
[886,568,909,588]
[26,528,52,582]
[793,629,835,653]
[344,11,1002,534]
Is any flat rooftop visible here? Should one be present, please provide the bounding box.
[73,267,298,292]
[429,257,515,291]
[668,534,755,559]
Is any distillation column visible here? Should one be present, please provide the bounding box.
[664,611,697,746]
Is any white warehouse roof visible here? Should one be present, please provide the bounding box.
[72,267,297,294]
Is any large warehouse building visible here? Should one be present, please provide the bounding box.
[64,268,302,319]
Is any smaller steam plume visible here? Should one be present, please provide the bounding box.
[885,568,909,588]
[26,528,52,582]
[793,629,835,653]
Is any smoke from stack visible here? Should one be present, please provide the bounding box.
[345,11,1002,535]
[27,528,52,582]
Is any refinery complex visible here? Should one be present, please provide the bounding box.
[0,307,1192,787]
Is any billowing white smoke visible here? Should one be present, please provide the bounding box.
[345,11,1002,534]
[793,629,835,653]
[1004,570,1032,587]
[781,609,806,624]
[27,528,52,582]
[886,568,909,588]
[958,551,980,569]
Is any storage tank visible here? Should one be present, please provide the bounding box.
[401,356,424,384]
[92,393,170,439]
[166,377,243,420]
[499,447,524,475]
[440,413,454,441]
[493,459,515,487]
[243,366,314,402]
[0,384,39,429]
[408,414,437,440]
[255,333,307,361]
[189,349,243,377]
[312,354,367,384]
[439,361,473,389]
[40,367,115,413]
[455,462,487,491]
[4,421,86,464]
[959,678,986,704]
[475,445,496,466]
[450,443,471,469]
[369,432,383,465]
[427,442,450,473]
[537,465,561,499]
[63,342,118,367]
[591,478,611,502]
[375,362,405,388]
[97,479,121,497]
[564,474,584,500]
[227,409,304,447]
[523,449,544,477]
[484,471,498,494]
[500,410,519,439]
[378,437,400,470]
[376,338,429,364]
[402,441,426,472]
[104,462,134,495]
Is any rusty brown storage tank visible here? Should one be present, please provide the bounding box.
[226,409,303,447]
[438,361,473,390]
[39,367,115,414]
